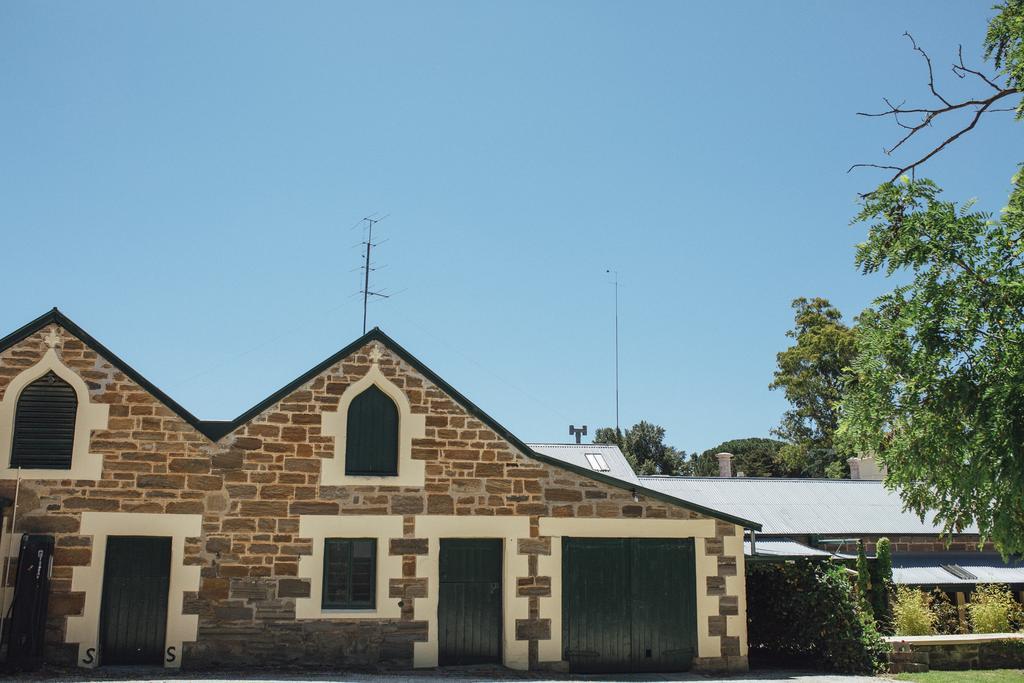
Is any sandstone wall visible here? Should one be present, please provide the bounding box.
[0,324,746,672]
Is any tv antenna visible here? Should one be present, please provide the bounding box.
[606,269,620,433]
[359,215,389,333]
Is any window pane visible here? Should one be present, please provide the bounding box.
[322,539,376,609]
[350,539,376,608]
[323,539,352,609]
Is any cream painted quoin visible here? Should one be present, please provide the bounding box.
[65,511,202,668]
[295,515,405,620]
[0,329,109,480]
[536,516,748,665]
[320,343,427,487]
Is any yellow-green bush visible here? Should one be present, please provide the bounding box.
[892,586,935,636]
[969,583,1019,633]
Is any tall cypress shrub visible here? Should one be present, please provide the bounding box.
[855,540,871,609]
[873,537,893,630]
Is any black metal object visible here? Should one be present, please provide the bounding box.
[10,371,76,469]
[568,425,587,444]
[99,536,171,665]
[562,538,697,673]
[438,539,502,665]
[6,534,54,669]
[345,385,399,476]
[322,538,376,609]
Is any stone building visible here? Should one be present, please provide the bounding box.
[0,309,758,673]
[640,457,1024,608]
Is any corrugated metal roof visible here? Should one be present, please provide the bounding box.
[638,476,978,536]
[744,539,833,558]
[892,553,1024,586]
[528,443,640,486]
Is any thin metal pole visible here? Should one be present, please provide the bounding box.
[607,269,619,434]
[362,218,374,334]
[0,469,21,642]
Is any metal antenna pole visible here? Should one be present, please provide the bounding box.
[362,217,376,334]
[358,216,390,334]
[606,269,620,434]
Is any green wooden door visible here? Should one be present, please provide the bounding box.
[630,539,697,672]
[562,538,632,672]
[100,536,171,666]
[438,539,502,665]
[562,537,696,673]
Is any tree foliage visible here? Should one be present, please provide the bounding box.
[873,537,894,630]
[770,297,857,478]
[839,174,1024,554]
[986,0,1024,118]
[593,422,686,475]
[691,437,790,477]
[746,560,889,673]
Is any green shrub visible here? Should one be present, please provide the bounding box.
[872,538,893,630]
[969,583,1018,633]
[892,586,936,635]
[746,559,889,673]
[929,588,966,635]
[855,540,871,608]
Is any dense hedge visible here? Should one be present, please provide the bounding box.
[746,559,889,673]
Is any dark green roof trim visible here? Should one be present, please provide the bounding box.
[0,308,209,435]
[0,309,761,530]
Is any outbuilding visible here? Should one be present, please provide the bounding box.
[0,309,757,673]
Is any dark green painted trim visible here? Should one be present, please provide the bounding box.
[0,308,209,435]
[0,309,761,530]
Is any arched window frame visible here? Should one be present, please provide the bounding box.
[0,335,109,480]
[321,345,426,487]
[344,385,399,476]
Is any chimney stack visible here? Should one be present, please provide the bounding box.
[716,452,733,478]
[848,457,861,480]
[849,453,885,480]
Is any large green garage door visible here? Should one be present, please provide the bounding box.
[562,538,696,673]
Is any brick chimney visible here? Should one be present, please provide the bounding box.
[848,457,861,480]
[716,452,733,478]
[848,454,885,480]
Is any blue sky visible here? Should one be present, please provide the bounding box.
[1,1,1019,454]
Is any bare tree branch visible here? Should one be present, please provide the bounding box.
[851,33,1023,187]
[953,45,1003,92]
[906,32,952,107]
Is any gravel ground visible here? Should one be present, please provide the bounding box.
[0,667,892,683]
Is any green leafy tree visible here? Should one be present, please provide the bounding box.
[594,421,686,475]
[770,297,857,478]
[692,437,789,477]
[842,1,1024,555]
[839,175,1024,554]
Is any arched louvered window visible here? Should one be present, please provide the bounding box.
[345,385,398,476]
[10,371,77,469]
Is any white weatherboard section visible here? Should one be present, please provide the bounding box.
[295,515,404,619]
[0,342,109,480]
[320,350,427,487]
[537,516,726,663]
[66,512,202,668]
[413,515,531,670]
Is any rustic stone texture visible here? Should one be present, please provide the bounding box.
[1,326,747,672]
[389,538,428,556]
[515,618,551,640]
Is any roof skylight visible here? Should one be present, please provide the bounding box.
[584,452,610,472]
